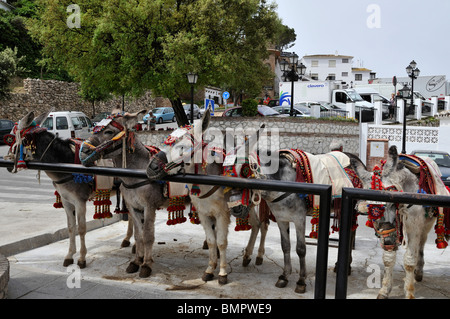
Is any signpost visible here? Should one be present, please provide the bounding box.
[223,91,230,111]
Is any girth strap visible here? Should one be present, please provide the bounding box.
[121,179,152,189]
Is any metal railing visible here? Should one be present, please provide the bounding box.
[336,187,450,299]
[0,158,332,299]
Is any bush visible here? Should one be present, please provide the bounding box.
[241,98,258,117]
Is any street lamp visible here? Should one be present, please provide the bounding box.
[187,72,198,124]
[280,52,306,116]
[405,60,420,116]
[399,84,411,154]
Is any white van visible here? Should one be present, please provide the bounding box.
[354,87,390,119]
[41,111,93,140]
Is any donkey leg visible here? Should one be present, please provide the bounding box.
[294,220,307,294]
[75,203,87,269]
[256,220,269,266]
[200,216,218,282]
[121,219,134,248]
[377,250,396,299]
[243,209,260,267]
[139,207,156,278]
[62,201,76,267]
[415,218,434,282]
[275,221,291,288]
[215,213,230,285]
[126,212,143,274]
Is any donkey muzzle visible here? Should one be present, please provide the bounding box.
[146,151,169,181]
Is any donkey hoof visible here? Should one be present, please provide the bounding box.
[126,261,140,274]
[275,275,288,288]
[77,260,86,269]
[202,272,214,282]
[377,294,388,299]
[63,258,74,267]
[121,239,131,248]
[202,240,209,250]
[414,271,423,282]
[255,257,264,265]
[242,257,251,267]
[139,265,152,278]
[295,279,306,294]
[218,275,228,285]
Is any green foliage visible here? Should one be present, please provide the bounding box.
[0,47,27,99]
[241,98,258,117]
[27,0,287,102]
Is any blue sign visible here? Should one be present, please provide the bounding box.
[205,99,215,116]
[222,91,230,100]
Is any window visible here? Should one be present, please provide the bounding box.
[355,74,363,81]
[311,73,319,80]
[56,117,68,130]
[71,116,82,129]
[329,60,336,67]
[335,92,349,104]
[342,58,349,63]
[327,74,336,80]
[342,72,349,77]
[311,60,319,67]
[78,116,88,127]
[42,117,53,130]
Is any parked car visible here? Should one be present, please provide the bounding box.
[410,150,450,186]
[222,105,282,117]
[41,111,92,140]
[92,112,111,126]
[0,119,15,145]
[183,104,201,120]
[272,105,311,118]
[145,107,175,124]
[292,101,348,118]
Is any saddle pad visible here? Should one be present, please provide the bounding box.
[316,152,354,197]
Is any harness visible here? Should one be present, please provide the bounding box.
[367,156,450,250]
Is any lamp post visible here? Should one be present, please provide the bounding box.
[406,60,420,116]
[280,52,306,116]
[187,72,198,124]
[399,84,410,154]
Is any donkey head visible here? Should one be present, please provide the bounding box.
[146,109,211,180]
[223,127,261,219]
[79,110,146,166]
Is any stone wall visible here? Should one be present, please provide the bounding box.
[138,117,360,156]
[0,78,171,121]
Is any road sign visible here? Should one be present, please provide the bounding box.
[222,91,230,100]
[205,99,215,116]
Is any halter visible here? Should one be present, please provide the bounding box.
[80,114,131,167]
[4,121,48,172]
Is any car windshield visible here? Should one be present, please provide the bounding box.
[348,92,364,102]
[415,152,450,167]
[153,108,165,114]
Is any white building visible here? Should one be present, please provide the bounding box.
[300,54,376,86]
[0,0,15,11]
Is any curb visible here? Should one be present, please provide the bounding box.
[0,254,9,299]
[0,215,121,257]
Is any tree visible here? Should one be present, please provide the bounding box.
[0,47,27,99]
[28,0,286,108]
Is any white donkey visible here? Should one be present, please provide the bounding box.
[146,109,269,285]
[351,145,450,298]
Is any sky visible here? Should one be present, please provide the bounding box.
[273,0,450,79]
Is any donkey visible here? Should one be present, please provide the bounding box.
[79,110,170,278]
[145,109,269,285]
[5,111,97,269]
[225,144,364,294]
[351,145,449,299]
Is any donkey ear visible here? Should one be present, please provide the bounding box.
[34,112,50,127]
[122,109,147,129]
[18,111,35,130]
[201,108,211,133]
[382,145,399,176]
